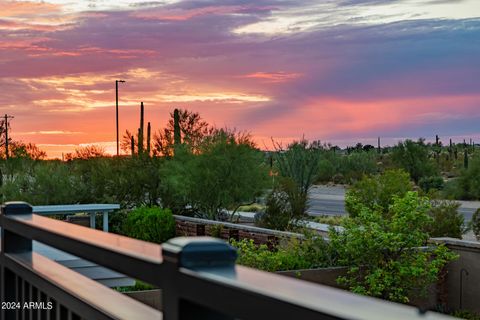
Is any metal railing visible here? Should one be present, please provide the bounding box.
[0,202,454,320]
[33,204,120,232]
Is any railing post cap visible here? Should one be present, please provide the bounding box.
[2,202,33,215]
[163,236,237,269]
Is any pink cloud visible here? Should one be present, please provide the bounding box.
[0,1,60,17]
[241,72,302,83]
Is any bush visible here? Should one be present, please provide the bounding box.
[345,169,413,218]
[256,178,307,231]
[0,160,80,205]
[0,156,164,207]
[313,215,345,226]
[427,200,465,239]
[237,203,265,213]
[454,155,480,200]
[161,130,268,220]
[330,192,458,303]
[275,139,322,196]
[339,151,378,183]
[316,158,337,183]
[115,280,157,293]
[471,208,480,240]
[419,176,444,193]
[231,235,335,272]
[95,209,129,235]
[451,310,480,320]
[122,207,175,244]
[391,139,438,184]
[208,224,224,238]
[256,188,293,231]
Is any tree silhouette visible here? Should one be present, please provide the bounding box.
[153,109,212,157]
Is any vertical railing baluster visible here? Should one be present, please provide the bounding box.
[22,280,28,320]
[46,298,54,320]
[40,292,47,320]
[15,274,19,320]
[55,301,61,320]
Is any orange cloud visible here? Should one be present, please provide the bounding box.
[0,1,78,32]
[242,72,302,83]
[0,20,59,31]
[133,5,244,21]
[0,1,60,17]
[27,46,157,58]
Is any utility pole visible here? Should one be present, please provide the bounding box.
[115,80,126,156]
[3,114,13,160]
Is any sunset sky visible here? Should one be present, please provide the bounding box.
[1,0,479,158]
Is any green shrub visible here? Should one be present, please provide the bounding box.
[313,215,345,226]
[316,158,337,183]
[256,179,307,231]
[471,208,480,240]
[391,139,438,184]
[95,209,129,235]
[231,235,335,272]
[346,169,413,218]
[122,207,175,244]
[275,139,322,196]
[454,155,480,200]
[442,178,464,200]
[209,224,224,238]
[115,280,157,293]
[330,192,458,303]
[451,310,480,320]
[339,151,378,183]
[427,200,465,239]
[419,176,444,193]
[237,203,265,213]
[256,188,292,231]
[160,130,268,220]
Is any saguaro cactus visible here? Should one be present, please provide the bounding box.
[449,139,453,160]
[173,108,181,146]
[130,135,135,156]
[147,122,151,156]
[138,102,144,154]
[377,137,381,154]
[464,148,469,169]
[435,135,440,164]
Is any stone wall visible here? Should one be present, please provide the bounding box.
[174,215,302,248]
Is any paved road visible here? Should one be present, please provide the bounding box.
[307,186,346,216]
[307,185,480,223]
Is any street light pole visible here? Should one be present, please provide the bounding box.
[115,80,125,156]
